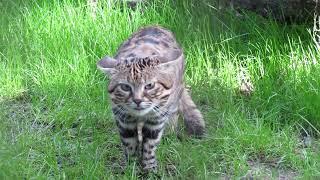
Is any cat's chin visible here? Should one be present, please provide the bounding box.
[128,107,152,117]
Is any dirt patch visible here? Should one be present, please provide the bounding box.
[241,160,298,180]
[0,97,55,144]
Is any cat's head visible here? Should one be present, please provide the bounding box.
[97,52,184,116]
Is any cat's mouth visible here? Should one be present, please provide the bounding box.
[133,107,145,110]
[128,104,155,116]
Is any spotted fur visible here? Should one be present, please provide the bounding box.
[97,25,205,172]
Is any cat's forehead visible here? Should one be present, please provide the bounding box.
[115,57,160,82]
[117,57,160,68]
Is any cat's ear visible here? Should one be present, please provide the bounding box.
[97,56,118,76]
[157,50,185,74]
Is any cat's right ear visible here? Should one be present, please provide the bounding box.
[97,56,118,76]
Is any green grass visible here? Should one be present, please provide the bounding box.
[1,0,320,179]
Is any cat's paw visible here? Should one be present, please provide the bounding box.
[142,161,158,173]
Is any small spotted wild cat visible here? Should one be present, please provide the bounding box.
[97,25,205,171]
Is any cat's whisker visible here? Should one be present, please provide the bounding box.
[113,105,127,120]
[152,105,169,120]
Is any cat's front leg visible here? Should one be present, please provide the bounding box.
[141,120,165,172]
[116,117,139,159]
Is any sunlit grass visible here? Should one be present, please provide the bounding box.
[0,0,319,178]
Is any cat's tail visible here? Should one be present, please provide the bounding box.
[179,88,205,137]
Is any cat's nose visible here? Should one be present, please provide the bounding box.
[133,99,142,106]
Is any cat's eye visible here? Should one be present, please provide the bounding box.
[120,84,131,92]
[145,82,155,90]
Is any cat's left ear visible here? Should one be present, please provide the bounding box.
[97,56,118,76]
[157,50,185,74]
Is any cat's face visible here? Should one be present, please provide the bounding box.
[97,57,181,117]
[108,77,171,116]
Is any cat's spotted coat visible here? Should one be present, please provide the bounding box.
[97,25,205,171]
